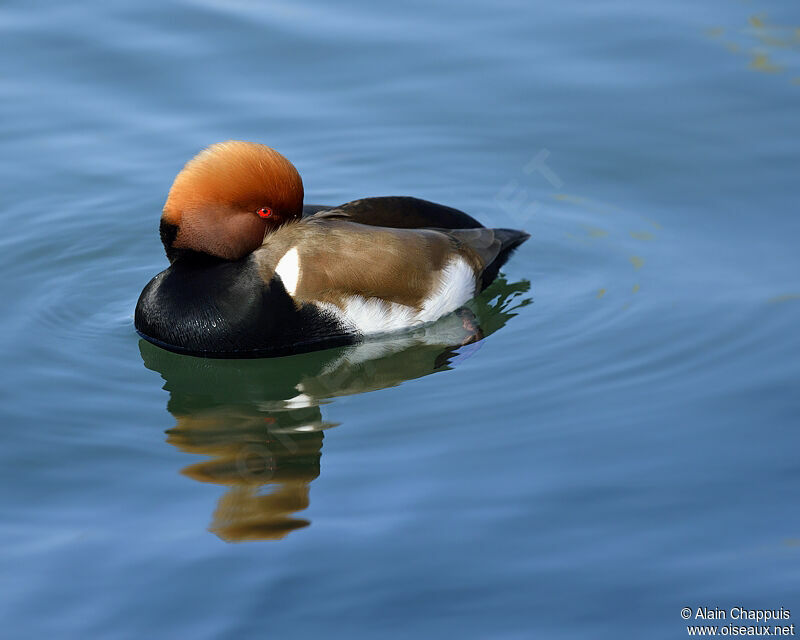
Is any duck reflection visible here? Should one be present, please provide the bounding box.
[139,275,531,541]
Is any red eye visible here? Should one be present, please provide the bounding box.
[257,207,273,218]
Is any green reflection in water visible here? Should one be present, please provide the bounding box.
[139,275,531,541]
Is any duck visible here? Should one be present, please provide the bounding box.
[135,140,529,358]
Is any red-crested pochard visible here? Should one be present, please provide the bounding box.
[135,141,529,357]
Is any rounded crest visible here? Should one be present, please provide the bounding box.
[161,141,304,260]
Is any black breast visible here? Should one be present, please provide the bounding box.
[134,253,355,358]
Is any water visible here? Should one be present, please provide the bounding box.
[2,0,799,637]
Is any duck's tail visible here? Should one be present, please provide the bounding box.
[479,228,530,290]
[447,227,530,292]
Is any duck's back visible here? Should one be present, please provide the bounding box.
[302,196,484,230]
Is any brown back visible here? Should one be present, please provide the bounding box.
[254,217,513,310]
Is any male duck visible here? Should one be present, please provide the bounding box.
[135,141,529,357]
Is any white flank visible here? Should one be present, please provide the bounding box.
[275,247,300,296]
[418,256,476,323]
[316,256,476,336]
[316,297,418,335]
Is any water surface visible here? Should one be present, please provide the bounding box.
[1,0,799,638]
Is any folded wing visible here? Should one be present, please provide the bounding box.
[255,218,528,335]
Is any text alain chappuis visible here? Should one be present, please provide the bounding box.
[681,607,794,636]
[683,608,791,623]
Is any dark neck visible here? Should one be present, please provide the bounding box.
[165,246,229,266]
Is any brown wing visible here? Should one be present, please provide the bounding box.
[255,218,524,308]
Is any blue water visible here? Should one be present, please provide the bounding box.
[2,1,799,638]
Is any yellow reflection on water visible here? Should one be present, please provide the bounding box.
[556,193,661,306]
[584,226,609,238]
[707,11,800,84]
[749,52,782,73]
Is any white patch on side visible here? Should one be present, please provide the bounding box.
[418,256,476,323]
[314,256,477,337]
[316,298,417,336]
[275,247,300,296]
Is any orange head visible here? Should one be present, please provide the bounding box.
[160,141,304,261]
